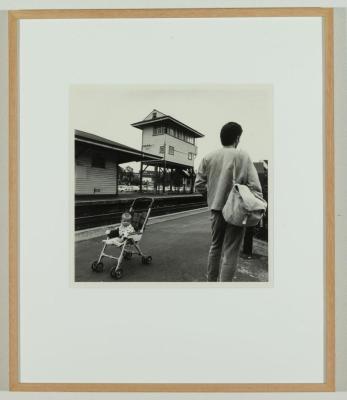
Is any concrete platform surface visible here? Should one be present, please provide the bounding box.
[75,211,268,282]
[75,207,209,242]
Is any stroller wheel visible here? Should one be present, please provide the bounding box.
[142,256,152,265]
[91,261,104,273]
[124,251,132,260]
[110,268,123,280]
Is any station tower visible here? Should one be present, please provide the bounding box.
[131,109,204,193]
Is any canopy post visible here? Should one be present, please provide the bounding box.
[154,165,158,194]
[169,168,173,192]
[163,167,166,193]
[139,161,143,193]
[116,163,119,196]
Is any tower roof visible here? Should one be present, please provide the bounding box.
[131,109,205,138]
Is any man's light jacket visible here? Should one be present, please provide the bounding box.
[194,147,263,211]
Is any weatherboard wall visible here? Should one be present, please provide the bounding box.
[75,153,118,195]
[141,127,196,167]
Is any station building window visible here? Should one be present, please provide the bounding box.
[188,152,193,160]
[157,126,196,144]
[159,145,166,154]
[153,126,163,136]
[168,146,175,155]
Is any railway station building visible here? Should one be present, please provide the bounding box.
[75,130,161,195]
[131,110,204,193]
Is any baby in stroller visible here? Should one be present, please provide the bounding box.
[107,212,135,247]
[91,197,154,279]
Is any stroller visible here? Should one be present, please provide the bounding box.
[91,197,154,280]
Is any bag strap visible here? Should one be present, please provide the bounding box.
[232,156,237,184]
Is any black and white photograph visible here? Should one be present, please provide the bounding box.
[73,85,272,283]
[10,9,332,391]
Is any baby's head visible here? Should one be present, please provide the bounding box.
[121,212,132,227]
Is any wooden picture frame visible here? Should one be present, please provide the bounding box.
[9,7,335,392]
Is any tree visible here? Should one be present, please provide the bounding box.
[171,169,183,188]
[132,174,141,186]
[124,166,134,185]
[117,165,125,184]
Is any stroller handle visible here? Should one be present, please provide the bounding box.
[128,197,155,233]
[129,197,155,210]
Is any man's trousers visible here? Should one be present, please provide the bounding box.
[207,210,246,282]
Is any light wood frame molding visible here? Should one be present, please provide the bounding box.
[8,7,335,392]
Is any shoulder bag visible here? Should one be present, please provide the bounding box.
[222,159,267,227]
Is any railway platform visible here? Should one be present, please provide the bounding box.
[75,193,206,231]
[75,210,268,283]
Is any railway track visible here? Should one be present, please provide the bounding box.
[75,201,207,230]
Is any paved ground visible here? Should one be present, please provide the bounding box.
[75,211,268,282]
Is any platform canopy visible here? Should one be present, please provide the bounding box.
[75,130,162,164]
[142,158,194,170]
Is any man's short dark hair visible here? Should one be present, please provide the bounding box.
[220,122,243,146]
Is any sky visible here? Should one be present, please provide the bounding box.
[70,85,272,171]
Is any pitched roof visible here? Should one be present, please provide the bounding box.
[131,109,205,138]
[75,130,162,162]
[143,109,166,121]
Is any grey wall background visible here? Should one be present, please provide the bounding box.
[0,1,346,399]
